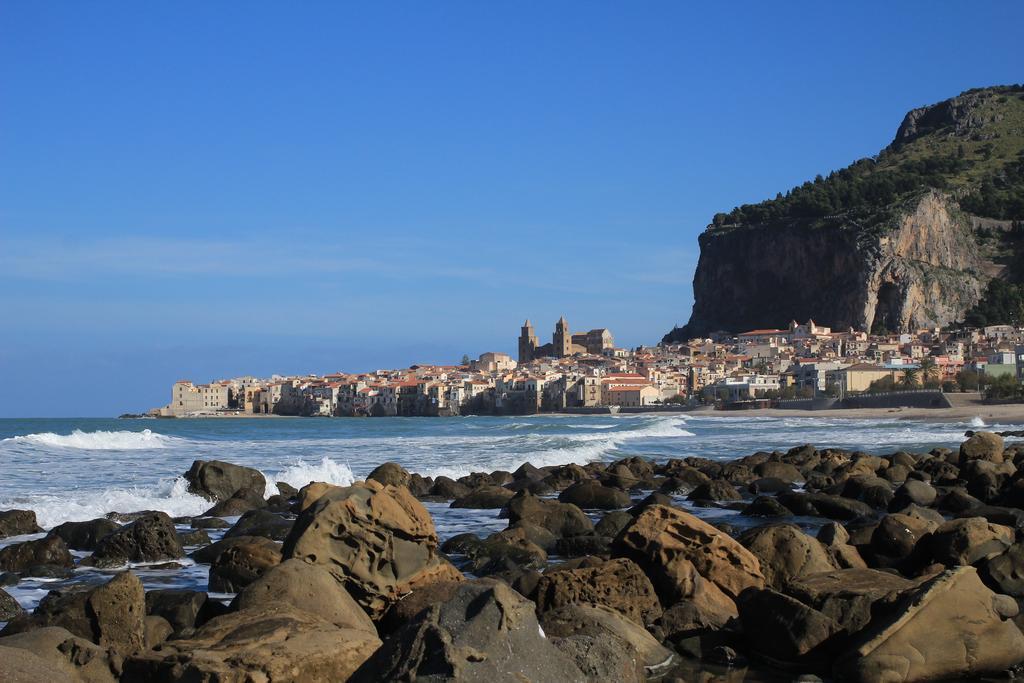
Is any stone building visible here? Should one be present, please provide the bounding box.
[517,317,614,363]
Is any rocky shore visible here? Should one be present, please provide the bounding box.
[1,432,1024,681]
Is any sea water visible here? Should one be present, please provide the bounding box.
[0,413,1018,612]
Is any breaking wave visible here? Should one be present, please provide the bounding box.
[2,429,180,451]
[969,416,986,427]
[264,456,356,494]
[0,477,210,530]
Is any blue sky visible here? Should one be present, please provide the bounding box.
[1,2,1022,417]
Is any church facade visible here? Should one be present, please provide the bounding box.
[518,317,613,363]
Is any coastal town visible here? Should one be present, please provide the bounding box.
[153,317,1024,417]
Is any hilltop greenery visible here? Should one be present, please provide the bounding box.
[962,278,1024,327]
[711,85,1024,228]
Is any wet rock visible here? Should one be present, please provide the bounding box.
[979,542,1024,597]
[539,602,676,677]
[0,536,73,574]
[282,479,462,620]
[741,495,793,517]
[784,568,913,634]
[927,517,1014,567]
[658,467,710,494]
[378,579,463,635]
[739,588,840,661]
[208,537,282,592]
[498,521,558,551]
[0,510,43,538]
[548,531,606,557]
[189,516,231,529]
[868,513,935,564]
[747,477,794,495]
[46,518,119,551]
[959,431,1004,466]
[503,492,594,537]
[842,475,894,509]
[202,488,267,516]
[223,508,294,541]
[739,524,837,590]
[189,534,265,564]
[594,510,633,537]
[352,579,583,682]
[534,558,661,626]
[558,480,631,509]
[462,534,548,576]
[834,567,1024,683]
[407,473,433,497]
[0,626,118,682]
[753,461,804,483]
[552,633,646,682]
[0,587,24,620]
[367,461,410,487]
[957,504,1024,531]
[87,511,184,567]
[628,492,674,515]
[450,485,515,509]
[612,504,764,601]
[2,571,145,654]
[184,459,266,502]
[125,605,381,682]
[145,589,221,633]
[890,479,937,509]
[177,528,211,546]
[233,558,376,633]
[429,476,470,500]
[686,479,742,502]
[777,492,874,520]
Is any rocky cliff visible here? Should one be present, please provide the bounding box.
[666,85,1024,340]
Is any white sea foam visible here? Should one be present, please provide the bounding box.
[264,456,356,494]
[420,415,693,479]
[2,429,180,451]
[0,476,211,529]
[969,416,986,427]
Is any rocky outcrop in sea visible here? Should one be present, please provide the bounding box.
[1,431,1024,681]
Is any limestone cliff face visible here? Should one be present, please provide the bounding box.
[682,191,985,335]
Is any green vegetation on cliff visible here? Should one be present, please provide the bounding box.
[712,85,1024,228]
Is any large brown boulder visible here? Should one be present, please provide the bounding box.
[0,645,74,683]
[539,602,676,678]
[558,480,631,510]
[928,517,1014,567]
[739,524,837,590]
[835,567,1024,682]
[208,537,281,592]
[282,479,461,620]
[124,605,381,682]
[534,558,661,626]
[234,559,376,633]
[0,536,73,574]
[1,572,145,654]
[87,512,184,567]
[366,461,410,487]
[738,588,840,662]
[611,504,764,601]
[47,518,119,551]
[504,492,594,537]
[352,579,584,682]
[0,509,43,538]
[959,431,1004,466]
[184,459,266,502]
[450,485,515,509]
[0,627,119,682]
[784,568,914,634]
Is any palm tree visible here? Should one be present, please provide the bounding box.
[919,357,939,385]
[901,366,920,388]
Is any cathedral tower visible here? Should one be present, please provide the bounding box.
[518,319,538,364]
[553,316,571,358]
